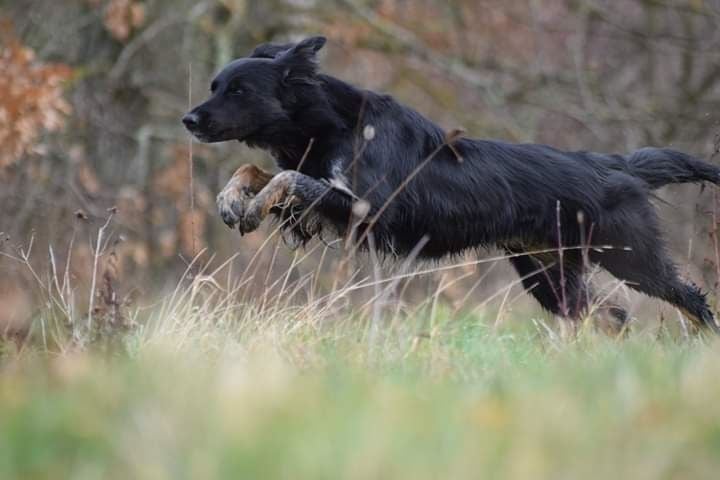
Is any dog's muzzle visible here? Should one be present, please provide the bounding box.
[182,112,200,130]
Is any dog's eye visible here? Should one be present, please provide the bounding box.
[230,86,244,96]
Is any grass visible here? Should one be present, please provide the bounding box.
[3,280,720,479]
[3,221,720,479]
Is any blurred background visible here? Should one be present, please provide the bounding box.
[2,0,720,329]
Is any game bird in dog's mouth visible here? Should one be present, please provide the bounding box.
[183,36,720,334]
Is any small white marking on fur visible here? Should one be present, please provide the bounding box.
[328,160,359,199]
[363,125,376,141]
[352,199,371,218]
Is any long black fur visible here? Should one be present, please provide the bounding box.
[183,36,720,332]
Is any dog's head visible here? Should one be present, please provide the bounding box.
[182,36,327,144]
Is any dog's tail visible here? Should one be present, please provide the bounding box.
[623,147,720,189]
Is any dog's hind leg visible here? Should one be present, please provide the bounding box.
[508,249,629,333]
[590,198,720,334]
[508,250,589,320]
[591,209,718,337]
[593,246,719,334]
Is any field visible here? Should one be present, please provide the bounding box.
[2,265,720,480]
[5,1,720,478]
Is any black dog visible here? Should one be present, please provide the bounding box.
[183,36,720,333]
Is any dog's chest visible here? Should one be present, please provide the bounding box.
[326,160,358,199]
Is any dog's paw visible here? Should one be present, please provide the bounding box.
[216,181,253,230]
[237,199,264,235]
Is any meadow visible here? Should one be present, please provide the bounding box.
[2,249,720,480]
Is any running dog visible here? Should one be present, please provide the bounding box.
[183,36,720,333]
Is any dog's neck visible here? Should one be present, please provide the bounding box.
[270,143,311,169]
[246,128,321,171]
[269,135,342,176]
[247,104,346,173]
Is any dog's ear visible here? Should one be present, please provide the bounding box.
[276,36,327,84]
[286,36,327,59]
[250,42,294,59]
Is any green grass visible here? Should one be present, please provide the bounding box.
[3,301,720,479]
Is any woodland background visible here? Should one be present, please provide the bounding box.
[3,0,720,327]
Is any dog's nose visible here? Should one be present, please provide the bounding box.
[182,113,200,129]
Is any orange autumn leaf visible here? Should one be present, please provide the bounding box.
[0,22,72,168]
[102,0,146,42]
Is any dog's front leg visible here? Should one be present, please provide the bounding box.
[236,171,302,234]
[237,170,357,235]
[216,164,275,230]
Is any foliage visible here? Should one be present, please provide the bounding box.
[0,22,72,168]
